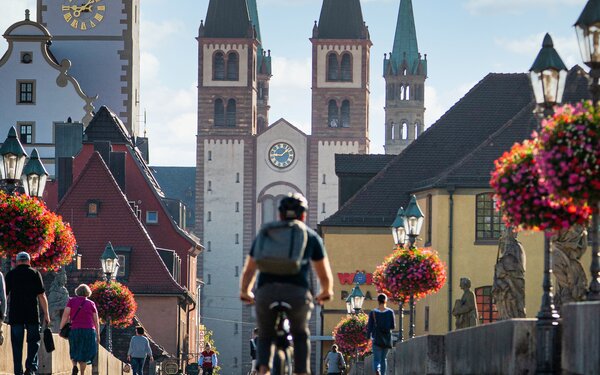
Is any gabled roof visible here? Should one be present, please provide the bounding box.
[316,0,368,39]
[335,154,395,175]
[321,72,534,227]
[263,118,308,138]
[84,106,132,145]
[57,152,185,294]
[202,0,252,38]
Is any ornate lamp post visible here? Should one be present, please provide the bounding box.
[390,208,408,341]
[344,284,365,365]
[529,33,567,375]
[100,242,120,353]
[574,0,600,302]
[0,127,28,195]
[404,195,424,248]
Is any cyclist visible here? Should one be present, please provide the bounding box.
[240,193,334,375]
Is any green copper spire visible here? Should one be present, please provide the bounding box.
[246,0,271,74]
[385,0,426,76]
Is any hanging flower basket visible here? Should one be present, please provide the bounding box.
[31,212,77,272]
[373,247,446,303]
[490,139,592,231]
[536,101,600,205]
[332,312,371,358]
[0,191,55,259]
[90,280,137,328]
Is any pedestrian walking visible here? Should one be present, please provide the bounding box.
[199,342,218,375]
[324,344,346,375]
[249,328,258,375]
[0,269,6,346]
[367,294,395,375]
[59,284,100,375]
[5,251,51,375]
[127,326,153,375]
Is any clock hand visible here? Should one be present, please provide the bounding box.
[71,5,83,17]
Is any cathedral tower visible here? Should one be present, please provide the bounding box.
[309,0,371,225]
[38,0,140,137]
[383,0,427,154]
[195,0,267,373]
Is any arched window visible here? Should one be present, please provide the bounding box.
[400,86,406,100]
[327,53,339,81]
[213,52,225,80]
[414,123,419,139]
[390,122,395,140]
[328,100,339,127]
[226,52,239,80]
[401,122,408,139]
[214,99,225,126]
[405,85,411,100]
[226,99,236,126]
[340,53,352,81]
[258,82,264,100]
[340,100,350,127]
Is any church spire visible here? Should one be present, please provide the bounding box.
[385,0,426,76]
[315,0,368,39]
[203,0,252,38]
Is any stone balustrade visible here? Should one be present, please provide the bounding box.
[0,323,126,375]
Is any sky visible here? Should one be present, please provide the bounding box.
[0,0,590,166]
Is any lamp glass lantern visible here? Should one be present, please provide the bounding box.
[575,0,600,67]
[529,33,568,107]
[345,295,353,314]
[403,195,424,237]
[0,127,27,181]
[100,242,120,280]
[349,284,365,312]
[391,207,407,247]
[21,149,48,198]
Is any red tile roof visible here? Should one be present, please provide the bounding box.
[57,152,185,295]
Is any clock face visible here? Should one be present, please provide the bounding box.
[61,0,106,31]
[269,142,295,168]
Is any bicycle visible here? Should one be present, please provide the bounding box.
[270,301,294,375]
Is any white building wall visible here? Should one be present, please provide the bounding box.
[202,139,245,373]
[317,141,360,223]
[0,39,91,176]
[255,120,308,230]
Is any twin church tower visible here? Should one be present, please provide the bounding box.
[195,0,426,372]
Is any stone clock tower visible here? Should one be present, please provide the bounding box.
[37,0,141,137]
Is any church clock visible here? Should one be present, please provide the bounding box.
[61,0,106,31]
[269,142,295,168]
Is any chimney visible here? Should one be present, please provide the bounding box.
[109,151,126,191]
[57,157,73,202]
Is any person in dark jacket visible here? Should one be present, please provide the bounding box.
[5,252,51,375]
[367,294,395,375]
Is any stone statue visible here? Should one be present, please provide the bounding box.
[552,224,588,310]
[47,269,69,332]
[452,277,478,329]
[492,228,526,319]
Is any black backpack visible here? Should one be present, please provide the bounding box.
[253,220,308,275]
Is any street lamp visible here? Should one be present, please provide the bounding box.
[575,0,600,302]
[348,284,365,314]
[100,242,120,353]
[21,149,48,198]
[0,127,27,194]
[391,207,407,248]
[403,195,424,247]
[529,34,566,375]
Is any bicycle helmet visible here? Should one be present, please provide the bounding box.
[278,193,308,220]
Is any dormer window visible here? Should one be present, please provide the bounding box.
[146,211,158,224]
[87,200,100,217]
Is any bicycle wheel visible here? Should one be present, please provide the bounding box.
[272,348,293,375]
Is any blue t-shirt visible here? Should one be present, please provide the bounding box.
[250,221,326,289]
[367,308,396,339]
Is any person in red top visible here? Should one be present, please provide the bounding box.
[199,343,218,375]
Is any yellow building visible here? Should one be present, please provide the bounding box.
[319,67,592,357]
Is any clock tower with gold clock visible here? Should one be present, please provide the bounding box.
[37,0,141,137]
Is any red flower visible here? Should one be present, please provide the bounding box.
[332,313,371,358]
[31,212,77,272]
[90,280,137,328]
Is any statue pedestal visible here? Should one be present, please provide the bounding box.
[561,301,600,374]
[394,335,444,374]
[445,319,536,374]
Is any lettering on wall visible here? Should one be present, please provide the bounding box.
[338,270,374,300]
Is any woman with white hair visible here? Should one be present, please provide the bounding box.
[59,284,100,375]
